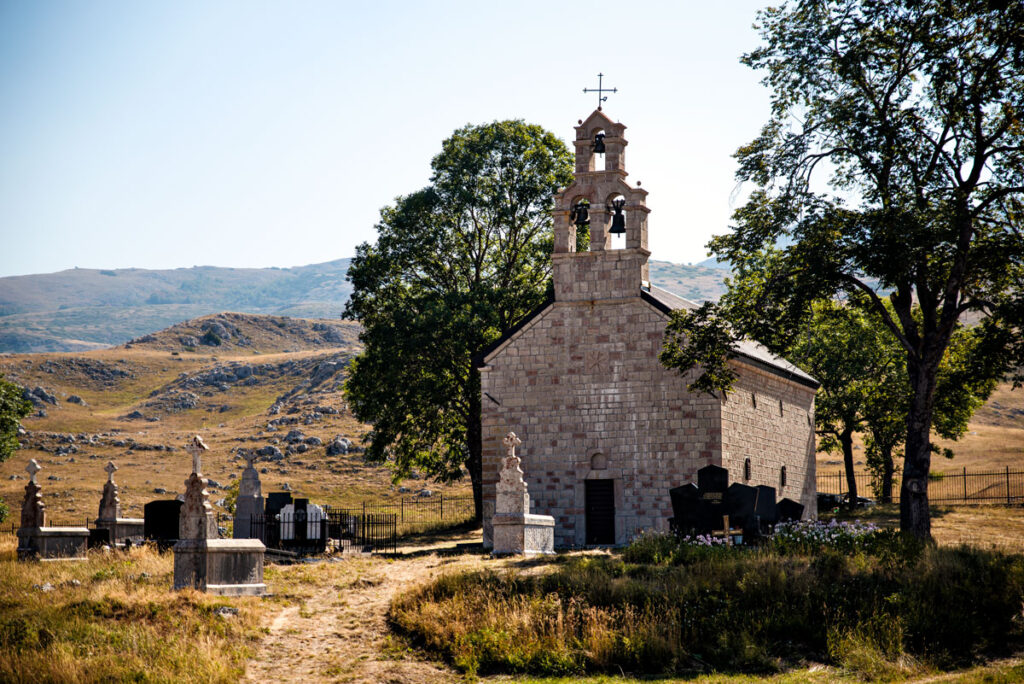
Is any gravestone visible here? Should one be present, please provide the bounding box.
[265,492,293,518]
[726,483,759,535]
[696,465,729,532]
[668,483,701,534]
[17,459,88,561]
[173,436,266,595]
[491,432,555,555]
[144,500,183,547]
[777,498,805,522]
[94,461,144,544]
[754,485,778,535]
[232,450,264,539]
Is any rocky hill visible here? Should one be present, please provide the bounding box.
[0,311,471,523]
[0,258,727,352]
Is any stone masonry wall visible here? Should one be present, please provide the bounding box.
[719,366,818,517]
[480,296,721,548]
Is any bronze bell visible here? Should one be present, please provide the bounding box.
[593,133,606,154]
[608,199,626,235]
[570,201,590,227]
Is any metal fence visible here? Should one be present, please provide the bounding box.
[817,466,1024,505]
[250,510,397,555]
[357,495,475,535]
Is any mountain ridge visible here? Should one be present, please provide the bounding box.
[0,257,726,352]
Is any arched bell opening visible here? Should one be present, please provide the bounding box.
[605,193,627,249]
[592,128,606,172]
[569,194,592,252]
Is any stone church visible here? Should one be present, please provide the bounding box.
[478,108,819,549]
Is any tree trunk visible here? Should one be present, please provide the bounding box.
[841,429,858,508]
[900,362,938,540]
[880,445,895,504]
[466,367,483,524]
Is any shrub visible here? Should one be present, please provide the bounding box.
[0,496,8,524]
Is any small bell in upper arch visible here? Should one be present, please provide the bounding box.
[608,198,626,235]
[593,133,606,154]
[570,200,590,228]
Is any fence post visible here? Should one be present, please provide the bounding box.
[440,494,444,521]
[401,497,404,525]
[963,466,967,503]
[1007,466,1012,505]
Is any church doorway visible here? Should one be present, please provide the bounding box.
[585,479,615,545]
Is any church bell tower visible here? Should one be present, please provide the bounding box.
[552,108,650,302]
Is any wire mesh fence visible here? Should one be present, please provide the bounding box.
[817,466,1024,505]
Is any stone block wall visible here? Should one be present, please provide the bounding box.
[480,297,720,548]
[719,365,818,517]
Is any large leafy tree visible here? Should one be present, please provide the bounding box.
[344,121,573,520]
[0,377,31,463]
[660,0,1024,539]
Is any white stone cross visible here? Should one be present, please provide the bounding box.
[105,461,118,483]
[503,431,522,459]
[187,434,209,475]
[26,458,41,484]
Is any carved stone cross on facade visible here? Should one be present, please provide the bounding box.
[105,461,118,483]
[26,459,41,485]
[187,435,209,475]
[503,431,522,459]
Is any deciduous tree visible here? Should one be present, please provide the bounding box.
[661,0,1024,538]
[343,121,574,520]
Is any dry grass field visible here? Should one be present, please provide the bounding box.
[0,314,471,527]
[2,312,1023,683]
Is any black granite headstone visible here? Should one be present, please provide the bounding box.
[697,465,729,501]
[265,492,293,518]
[144,499,183,548]
[726,483,758,534]
[754,485,778,526]
[88,527,110,548]
[669,483,701,533]
[777,498,805,522]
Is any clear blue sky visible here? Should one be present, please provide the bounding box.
[0,0,775,277]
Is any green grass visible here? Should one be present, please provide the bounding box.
[390,531,1024,679]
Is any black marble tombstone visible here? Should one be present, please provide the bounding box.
[777,498,805,522]
[144,499,183,548]
[754,485,778,529]
[696,465,729,533]
[265,491,293,518]
[88,527,110,549]
[668,483,701,534]
[726,483,759,535]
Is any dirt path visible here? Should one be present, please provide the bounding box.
[244,531,489,683]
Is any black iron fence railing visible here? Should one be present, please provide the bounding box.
[250,510,397,555]
[817,467,1024,505]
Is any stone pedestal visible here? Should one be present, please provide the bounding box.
[173,539,267,595]
[492,513,556,555]
[18,527,89,561]
[17,459,88,561]
[491,432,555,556]
[233,454,264,539]
[173,436,266,595]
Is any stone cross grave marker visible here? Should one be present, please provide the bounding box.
[496,432,529,516]
[105,460,117,483]
[26,459,41,485]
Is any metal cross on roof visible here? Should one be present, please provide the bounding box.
[105,461,118,483]
[583,73,617,111]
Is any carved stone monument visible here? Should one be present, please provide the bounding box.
[94,461,145,544]
[173,436,266,595]
[17,459,89,561]
[232,450,264,539]
[491,432,555,556]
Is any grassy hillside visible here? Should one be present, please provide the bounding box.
[0,312,471,525]
[0,260,354,352]
[0,257,724,352]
